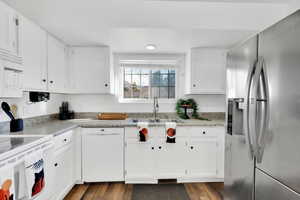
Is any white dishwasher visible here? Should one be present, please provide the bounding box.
[82,128,124,182]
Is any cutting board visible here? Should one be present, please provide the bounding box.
[98,113,128,120]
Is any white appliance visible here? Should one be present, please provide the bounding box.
[0,135,54,200]
[82,128,124,182]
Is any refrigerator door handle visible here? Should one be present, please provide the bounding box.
[248,59,262,158]
[248,57,270,163]
[244,61,258,160]
[255,58,270,163]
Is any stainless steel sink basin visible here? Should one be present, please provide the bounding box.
[131,118,183,123]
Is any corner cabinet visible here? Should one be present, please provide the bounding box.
[124,126,224,184]
[68,46,110,94]
[187,48,226,95]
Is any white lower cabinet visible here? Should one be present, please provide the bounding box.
[82,128,124,182]
[155,138,186,179]
[52,145,73,200]
[186,138,218,179]
[51,130,76,200]
[125,139,156,183]
[124,126,224,183]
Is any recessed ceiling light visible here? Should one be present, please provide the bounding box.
[146,44,156,50]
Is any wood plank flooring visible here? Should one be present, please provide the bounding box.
[64,182,223,200]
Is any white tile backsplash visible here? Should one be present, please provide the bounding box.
[0,92,67,122]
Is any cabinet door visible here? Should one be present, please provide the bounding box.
[9,12,19,56]
[82,132,124,182]
[47,34,66,93]
[52,145,73,200]
[0,2,11,52]
[190,48,226,94]
[155,138,187,179]
[69,47,110,94]
[125,139,155,183]
[20,16,47,91]
[0,3,19,57]
[2,68,22,98]
[187,138,218,178]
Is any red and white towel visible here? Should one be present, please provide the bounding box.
[0,163,15,200]
[137,122,149,142]
[166,122,176,143]
[25,150,45,199]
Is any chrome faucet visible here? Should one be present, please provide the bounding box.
[153,97,159,122]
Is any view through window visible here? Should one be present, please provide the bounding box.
[123,67,176,99]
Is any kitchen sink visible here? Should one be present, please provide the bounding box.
[131,118,183,123]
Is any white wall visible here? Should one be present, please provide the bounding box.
[67,52,225,114]
[288,2,300,14]
[0,92,224,123]
[0,92,66,122]
[66,94,225,113]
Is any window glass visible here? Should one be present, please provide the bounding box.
[123,67,176,99]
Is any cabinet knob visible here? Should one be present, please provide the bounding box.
[50,81,54,84]
[159,146,162,150]
[190,146,194,150]
[151,147,154,150]
[64,138,67,142]
[203,131,206,135]
[42,79,46,82]
[54,163,58,167]
[193,84,196,87]
[105,84,108,87]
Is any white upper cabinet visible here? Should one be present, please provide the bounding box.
[68,46,110,94]
[0,1,21,62]
[20,16,47,91]
[47,34,67,93]
[187,48,226,94]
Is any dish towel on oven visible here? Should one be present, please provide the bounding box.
[137,122,149,142]
[25,150,45,199]
[166,122,176,143]
[0,163,15,200]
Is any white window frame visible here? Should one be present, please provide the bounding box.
[118,60,179,103]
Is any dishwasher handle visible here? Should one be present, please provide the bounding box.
[86,133,121,136]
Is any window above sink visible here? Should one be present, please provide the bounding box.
[113,53,185,104]
[123,67,176,100]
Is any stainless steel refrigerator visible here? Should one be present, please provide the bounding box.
[225,10,300,200]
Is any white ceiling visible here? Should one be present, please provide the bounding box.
[3,0,295,52]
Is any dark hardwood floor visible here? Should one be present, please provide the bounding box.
[64,182,224,200]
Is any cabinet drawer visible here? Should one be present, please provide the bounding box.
[188,127,222,138]
[82,128,123,135]
[54,130,73,150]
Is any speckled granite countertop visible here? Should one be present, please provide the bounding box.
[71,118,225,128]
[2,121,78,136]
[0,116,224,137]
